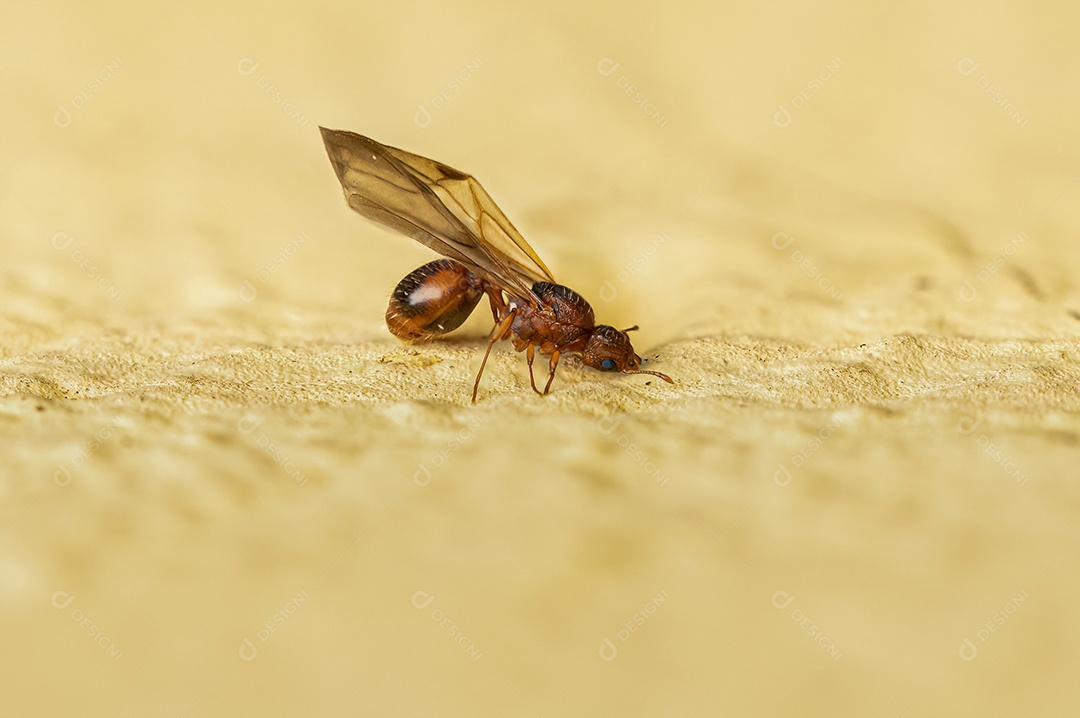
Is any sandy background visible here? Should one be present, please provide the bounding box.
[2,0,1079,715]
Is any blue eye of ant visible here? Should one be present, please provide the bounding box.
[601,359,617,371]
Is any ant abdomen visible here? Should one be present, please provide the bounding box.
[386,259,484,341]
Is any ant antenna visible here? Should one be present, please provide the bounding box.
[624,369,674,384]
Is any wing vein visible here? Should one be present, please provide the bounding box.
[321,127,555,304]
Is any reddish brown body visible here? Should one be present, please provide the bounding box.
[385,259,484,342]
[321,127,673,401]
[387,261,670,399]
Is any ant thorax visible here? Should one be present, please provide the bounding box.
[505,282,596,351]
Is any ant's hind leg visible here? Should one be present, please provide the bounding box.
[526,344,542,395]
[542,350,562,395]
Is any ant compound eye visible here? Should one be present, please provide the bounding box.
[601,359,617,371]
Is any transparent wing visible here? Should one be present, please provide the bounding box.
[320,127,555,300]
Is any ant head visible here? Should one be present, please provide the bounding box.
[582,325,674,383]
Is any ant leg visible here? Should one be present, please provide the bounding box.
[472,311,515,403]
[542,350,562,395]
[526,344,542,395]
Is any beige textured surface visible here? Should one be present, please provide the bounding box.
[2,1,1079,716]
